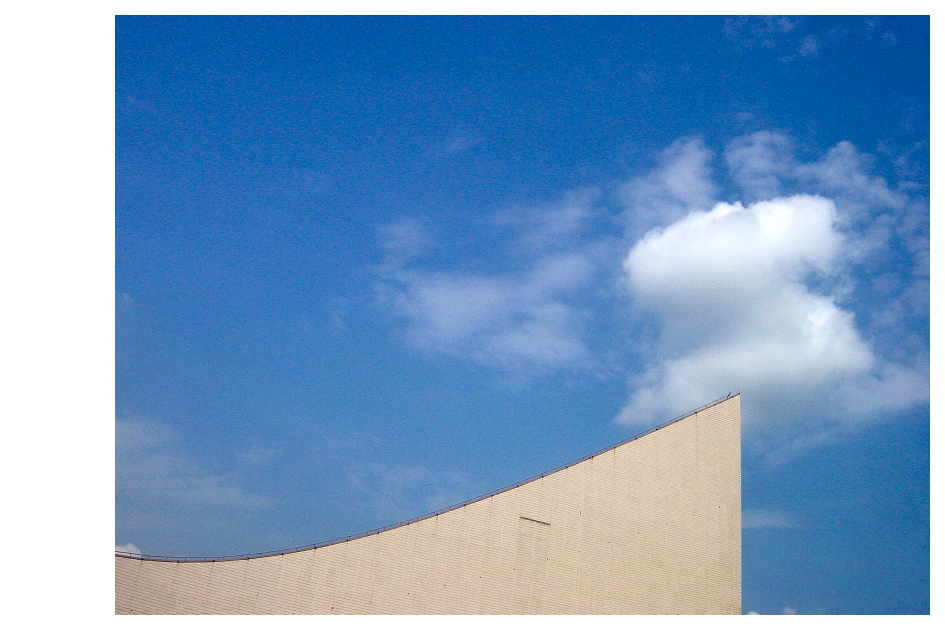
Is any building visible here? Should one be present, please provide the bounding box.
[115,394,741,614]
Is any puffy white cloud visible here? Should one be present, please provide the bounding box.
[626,196,841,332]
[727,133,928,364]
[617,138,928,453]
[618,194,921,438]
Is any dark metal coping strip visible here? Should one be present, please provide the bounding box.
[116,393,738,563]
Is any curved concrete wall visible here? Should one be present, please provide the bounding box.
[116,395,740,614]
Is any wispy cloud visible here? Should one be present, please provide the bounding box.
[724,131,795,201]
[116,417,279,555]
[379,259,594,372]
[798,34,821,57]
[345,462,471,523]
[724,16,799,50]
[375,189,613,376]
[620,138,716,238]
[238,446,276,466]
[494,187,602,254]
[117,418,271,510]
[724,16,825,63]
[440,135,480,156]
[743,508,797,529]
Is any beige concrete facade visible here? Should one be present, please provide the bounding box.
[116,395,741,614]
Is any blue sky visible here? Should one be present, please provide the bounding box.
[115,15,929,615]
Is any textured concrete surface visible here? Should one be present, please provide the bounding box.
[116,395,741,614]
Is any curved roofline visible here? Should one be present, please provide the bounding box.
[116,393,738,563]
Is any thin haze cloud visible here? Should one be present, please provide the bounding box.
[345,462,471,523]
[742,509,796,530]
[116,417,273,554]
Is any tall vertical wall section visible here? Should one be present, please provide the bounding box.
[116,395,740,614]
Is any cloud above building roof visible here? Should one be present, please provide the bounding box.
[617,134,927,457]
[371,130,926,458]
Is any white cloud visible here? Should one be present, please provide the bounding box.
[116,417,278,556]
[783,606,797,615]
[727,131,906,217]
[115,542,141,555]
[723,17,833,63]
[799,34,821,57]
[619,196,873,428]
[239,446,276,466]
[440,135,479,156]
[725,131,795,201]
[375,131,927,456]
[345,462,470,523]
[424,134,482,161]
[727,132,928,360]
[724,16,799,50]
[116,418,271,511]
[798,141,904,214]
[376,190,607,375]
[743,508,796,529]
[384,257,594,371]
[377,216,430,269]
[620,138,716,238]
[495,186,601,253]
[617,136,928,454]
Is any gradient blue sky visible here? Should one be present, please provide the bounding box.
[114,15,929,615]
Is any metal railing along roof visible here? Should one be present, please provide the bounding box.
[115,393,738,563]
